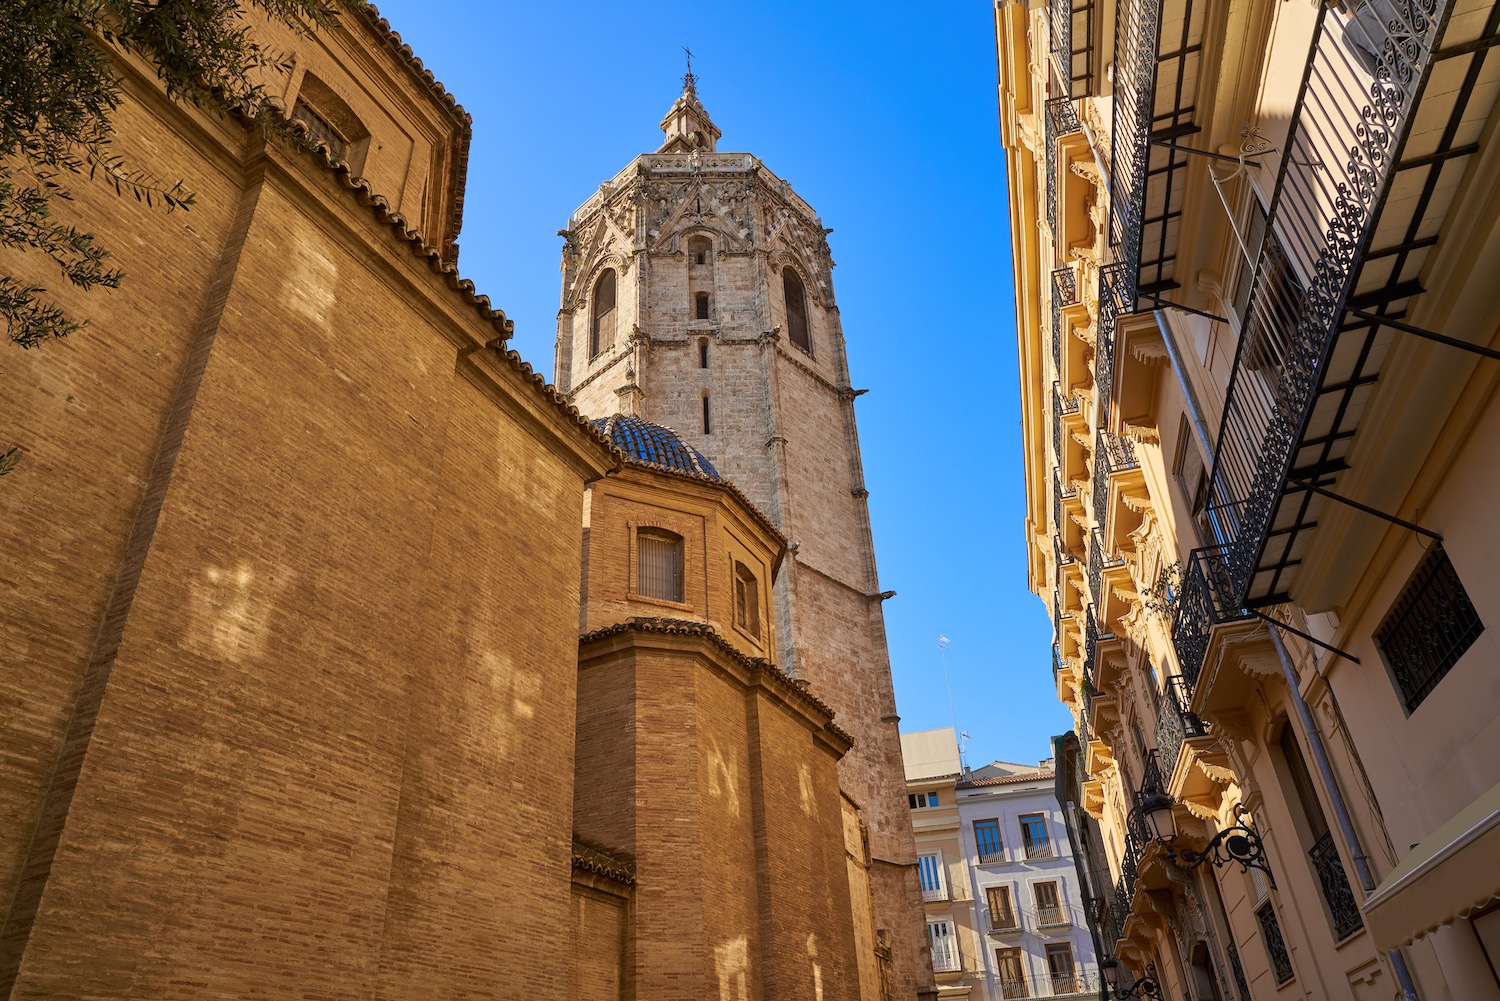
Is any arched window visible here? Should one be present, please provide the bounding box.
[699,339,709,369]
[688,235,712,266]
[695,292,710,320]
[783,268,810,353]
[701,395,712,434]
[591,269,617,358]
[637,529,684,602]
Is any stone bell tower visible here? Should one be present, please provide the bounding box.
[554,72,931,1000]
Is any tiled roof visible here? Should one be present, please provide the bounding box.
[571,837,635,885]
[592,415,719,479]
[957,770,1055,789]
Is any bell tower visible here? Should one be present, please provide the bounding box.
[554,78,931,1000]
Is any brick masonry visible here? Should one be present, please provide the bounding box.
[555,87,932,998]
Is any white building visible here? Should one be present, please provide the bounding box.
[903,727,1100,1000]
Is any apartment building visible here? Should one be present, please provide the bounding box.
[998,0,1500,997]
[905,729,1099,999]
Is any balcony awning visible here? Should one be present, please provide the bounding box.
[1362,780,1500,951]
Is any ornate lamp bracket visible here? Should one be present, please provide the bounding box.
[1161,803,1276,888]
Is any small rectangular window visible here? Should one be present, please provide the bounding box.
[973,819,1004,862]
[734,562,760,638]
[918,852,946,901]
[907,791,939,809]
[695,293,710,320]
[636,529,684,603]
[1375,545,1483,713]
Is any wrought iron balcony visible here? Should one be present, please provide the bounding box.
[1171,544,1250,689]
[1045,97,1083,240]
[1051,266,1078,378]
[1052,383,1080,465]
[1087,528,1124,609]
[1092,429,1139,528]
[1196,0,1478,616]
[1093,262,1133,423]
[1110,0,1206,310]
[1036,904,1071,928]
[1154,674,1209,778]
[1309,830,1364,940]
[1049,0,1097,98]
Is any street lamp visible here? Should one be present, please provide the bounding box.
[1101,959,1161,999]
[1145,800,1275,885]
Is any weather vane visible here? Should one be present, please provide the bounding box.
[682,43,698,94]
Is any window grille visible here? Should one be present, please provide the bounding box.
[1375,545,1483,712]
[292,97,348,162]
[1257,901,1293,985]
[695,292,710,320]
[637,530,683,602]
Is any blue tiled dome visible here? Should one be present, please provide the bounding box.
[593,414,719,480]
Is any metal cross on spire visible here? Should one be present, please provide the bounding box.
[682,43,698,96]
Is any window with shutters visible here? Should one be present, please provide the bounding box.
[1045,944,1078,994]
[783,267,810,353]
[591,269,617,358]
[636,529,684,603]
[1033,881,1067,927]
[917,852,946,902]
[996,947,1029,998]
[734,562,760,638]
[987,885,1018,931]
[928,920,960,974]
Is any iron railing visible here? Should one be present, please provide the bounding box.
[1257,901,1294,984]
[1094,262,1133,424]
[1227,942,1251,1001]
[1046,97,1083,239]
[1053,383,1081,465]
[1036,904,1071,928]
[1088,527,1124,609]
[1049,0,1097,98]
[1309,831,1364,940]
[1051,266,1078,379]
[997,971,1103,999]
[1155,674,1209,778]
[1092,429,1139,527]
[1196,0,1452,611]
[1171,544,1250,689]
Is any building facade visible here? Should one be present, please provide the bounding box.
[904,729,1100,1000]
[998,0,1500,998]
[555,74,930,998]
[0,11,908,1000]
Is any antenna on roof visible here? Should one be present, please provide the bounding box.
[938,635,967,770]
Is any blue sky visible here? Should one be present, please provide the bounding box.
[369,0,1070,766]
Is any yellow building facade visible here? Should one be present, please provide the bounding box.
[998,0,1500,997]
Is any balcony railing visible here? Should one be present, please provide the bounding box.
[1092,430,1139,528]
[1194,0,1456,614]
[1170,544,1250,689]
[1049,0,1097,98]
[1094,262,1133,423]
[922,886,950,903]
[932,952,963,974]
[1087,528,1123,609]
[1051,266,1078,379]
[1052,384,1080,466]
[1045,98,1083,239]
[1036,904,1071,928]
[1155,674,1209,778]
[1024,842,1057,861]
[1109,0,1205,309]
[1309,830,1364,940]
